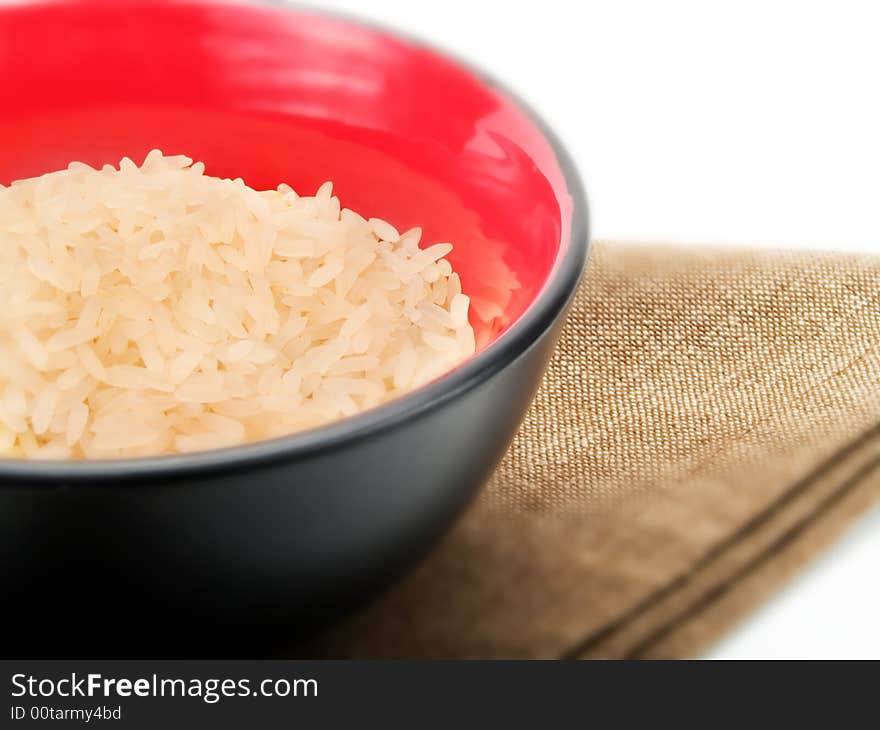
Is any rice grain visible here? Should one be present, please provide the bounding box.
[0,151,475,459]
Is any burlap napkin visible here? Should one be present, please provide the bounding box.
[305,240,880,659]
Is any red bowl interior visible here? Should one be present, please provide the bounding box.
[0,0,572,349]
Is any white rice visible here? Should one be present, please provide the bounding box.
[0,151,475,459]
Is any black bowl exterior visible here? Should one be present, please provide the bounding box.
[0,312,569,656]
[0,2,590,658]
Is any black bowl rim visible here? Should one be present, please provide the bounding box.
[0,0,590,483]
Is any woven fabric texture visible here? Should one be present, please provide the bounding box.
[305,241,880,658]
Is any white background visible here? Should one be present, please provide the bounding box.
[309,0,880,658]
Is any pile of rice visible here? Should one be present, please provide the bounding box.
[0,151,475,459]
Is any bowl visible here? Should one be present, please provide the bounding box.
[0,0,588,656]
